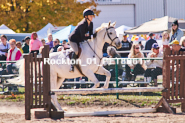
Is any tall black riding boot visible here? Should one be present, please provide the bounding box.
[69,52,77,72]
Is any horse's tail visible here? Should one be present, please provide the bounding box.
[7,59,25,86]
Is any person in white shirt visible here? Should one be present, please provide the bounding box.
[144,43,163,87]
[159,31,170,52]
[0,35,10,60]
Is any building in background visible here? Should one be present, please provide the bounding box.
[92,0,185,29]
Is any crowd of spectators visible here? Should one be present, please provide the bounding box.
[0,19,184,87]
[0,32,70,74]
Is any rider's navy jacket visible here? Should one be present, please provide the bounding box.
[69,18,93,44]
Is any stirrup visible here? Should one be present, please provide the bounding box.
[69,66,74,72]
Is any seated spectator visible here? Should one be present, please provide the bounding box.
[50,39,61,53]
[62,40,67,45]
[46,33,53,50]
[106,46,123,81]
[22,36,30,53]
[16,41,23,54]
[160,31,170,52]
[7,39,22,74]
[103,42,109,57]
[180,36,185,47]
[169,40,185,52]
[118,34,132,58]
[0,35,10,60]
[29,32,43,55]
[139,41,144,50]
[144,43,163,87]
[41,39,46,46]
[126,43,146,81]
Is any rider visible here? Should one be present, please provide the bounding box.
[68,8,96,72]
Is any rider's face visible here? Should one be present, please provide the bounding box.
[87,15,94,22]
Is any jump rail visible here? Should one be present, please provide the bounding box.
[25,46,185,120]
[51,87,164,95]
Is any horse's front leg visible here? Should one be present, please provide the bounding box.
[96,66,111,89]
[83,70,100,88]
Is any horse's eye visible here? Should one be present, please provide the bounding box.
[109,32,112,35]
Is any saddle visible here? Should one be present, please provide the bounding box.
[68,46,84,76]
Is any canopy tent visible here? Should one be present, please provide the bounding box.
[125,16,185,34]
[116,25,132,41]
[0,24,16,34]
[44,25,75,42]
[116,25,132,35]
[37,23,54,39]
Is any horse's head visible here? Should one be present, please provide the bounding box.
[96,21,122,49]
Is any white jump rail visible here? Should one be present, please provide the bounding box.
[62,81,150,84]
[51,87,164,95]
[64,108,156,117]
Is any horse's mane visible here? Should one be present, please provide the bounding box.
[95,23,109,33]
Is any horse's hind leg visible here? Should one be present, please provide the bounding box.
[57,77,65,89]
[83,70,100,88]
[96,66,111,89]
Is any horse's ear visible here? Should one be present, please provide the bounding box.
[108,21,111,27]
[112,21,116,27]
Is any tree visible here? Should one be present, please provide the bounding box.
[0,0,100,33]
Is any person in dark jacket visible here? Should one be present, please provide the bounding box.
[22,36,30,53]
[68,8,96,72]
[144,32,157,56]
[118,34,132,58]
[145,33,157,50]
[50,39,61,53]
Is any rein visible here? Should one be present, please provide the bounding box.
[86,26,118,73]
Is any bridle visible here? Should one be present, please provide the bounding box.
[86,26,118,72]
[104,26,119,46]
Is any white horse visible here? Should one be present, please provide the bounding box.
[9,21,121,110]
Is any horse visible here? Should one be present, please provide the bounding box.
[9,21,122,110]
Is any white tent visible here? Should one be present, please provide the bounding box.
[37,23,54,39]
[0,24,16,34]
[125,16,185,34]
[116,25,132,40]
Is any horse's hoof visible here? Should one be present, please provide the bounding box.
[92,82,100,88]
[102,86,108,89]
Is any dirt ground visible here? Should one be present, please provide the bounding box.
[0,101,185,123]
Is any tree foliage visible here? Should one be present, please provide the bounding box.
[0,0,100,33]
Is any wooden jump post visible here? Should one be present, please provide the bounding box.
[25,46,185,120]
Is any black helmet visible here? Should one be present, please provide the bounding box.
[83,9,94,17]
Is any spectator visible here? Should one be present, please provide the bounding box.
[159,31,170,52]
[46,33,53,50]
[106,46,123,81]
[0,35,10,60]
[169,20,184,43]
[145,32,157,51]
[29,32,43,55]
[126,44,146,81]
[50,38,61,53]
[102,42,109,57]
[180,36,185,47]
[22,36,30,53]
[144,43,163,87]
[169,40,185,52]
[16,41,23,54]
[7,39,22,74]
[41,39,46,46]
[139,41,144,50]
[118,34,132,58]
[62,40,67,45]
